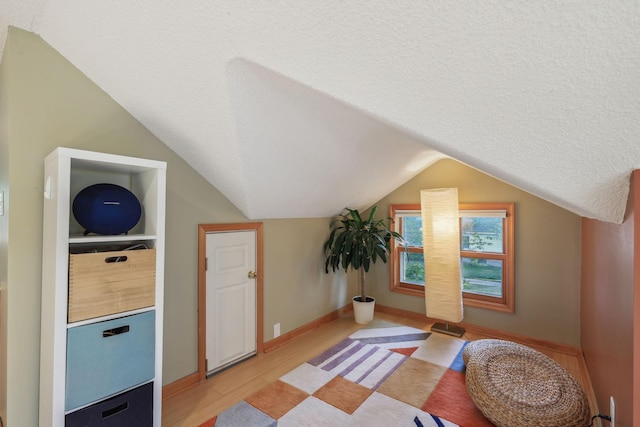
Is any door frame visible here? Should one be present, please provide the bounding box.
[197,222,264,380]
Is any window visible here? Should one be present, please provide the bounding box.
[389,203,515,313]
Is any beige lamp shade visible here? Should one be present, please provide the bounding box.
[421,188,463,323]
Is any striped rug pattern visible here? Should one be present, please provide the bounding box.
[200,321,494,426]
[307,328,430,391]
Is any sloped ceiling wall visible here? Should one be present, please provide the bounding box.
[2,1,639,222]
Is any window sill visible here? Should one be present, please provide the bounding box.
[390,284,514,313]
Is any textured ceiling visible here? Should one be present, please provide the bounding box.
[2,1,639,222]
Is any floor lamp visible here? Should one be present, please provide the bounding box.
[421,188,465,337]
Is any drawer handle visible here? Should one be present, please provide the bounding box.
[103,325,130,337]
[102,402,128,419]
[105,255,128,263]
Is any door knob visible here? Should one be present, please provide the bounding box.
[248,271,258,279]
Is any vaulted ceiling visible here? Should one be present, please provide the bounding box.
[2,1,639,222]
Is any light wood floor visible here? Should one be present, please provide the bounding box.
[162,312,599,427]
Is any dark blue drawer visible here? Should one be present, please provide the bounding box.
[66,311,155,411]
[66,382,153,427]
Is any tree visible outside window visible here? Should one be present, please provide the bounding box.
[389,203,515,313]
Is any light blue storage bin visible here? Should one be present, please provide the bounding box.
[66,310,155,411]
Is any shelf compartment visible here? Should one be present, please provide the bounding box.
[70,159,163,237]
[65,311,155,411]
[65,382,153,427]
[68,249,156,322]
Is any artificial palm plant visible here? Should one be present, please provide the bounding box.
[323,206,406,305]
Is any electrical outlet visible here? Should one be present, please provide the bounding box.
[274,323,281,338]
[610,396,615,427]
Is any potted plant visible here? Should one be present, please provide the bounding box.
[323,206,406,324]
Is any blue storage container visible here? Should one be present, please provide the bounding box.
[66,311,155,411]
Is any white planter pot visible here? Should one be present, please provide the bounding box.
[352,296,375,324]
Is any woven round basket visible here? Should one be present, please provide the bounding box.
[463,339,590,427]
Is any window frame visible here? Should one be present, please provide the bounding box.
[389,202,515,313]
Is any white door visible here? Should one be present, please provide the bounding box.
[205,230,257,374]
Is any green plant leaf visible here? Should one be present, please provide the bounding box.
[322,206,406,291]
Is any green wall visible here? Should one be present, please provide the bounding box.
[0,25,10,426]
[0,27,349,426]
[367,159,583,345]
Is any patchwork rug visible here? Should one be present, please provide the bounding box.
[199,321,494,426]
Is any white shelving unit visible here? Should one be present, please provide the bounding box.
[39,148,166,427]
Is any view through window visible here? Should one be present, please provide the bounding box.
[389,203,514,313]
